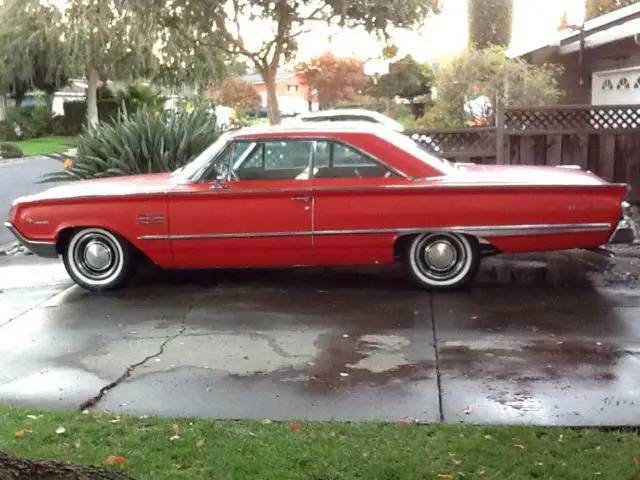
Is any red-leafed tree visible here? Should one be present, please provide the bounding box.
[215,77,261,110]
[297,53,368,110]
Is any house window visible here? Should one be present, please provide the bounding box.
[287,85,299,93]
[602,79,614,91]
[616,77,630,90]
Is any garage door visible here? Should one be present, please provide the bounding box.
[592,67,640,105]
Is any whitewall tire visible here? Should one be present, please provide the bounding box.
[63,228,136,291]
[403,232,480,291]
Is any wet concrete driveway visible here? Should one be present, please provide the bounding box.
[1,250,640,425]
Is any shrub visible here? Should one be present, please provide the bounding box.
[62,100,122,134]
[116,84,166,114]
[0,105,53,141]
[0,143,23,159]
[41,105,219,182]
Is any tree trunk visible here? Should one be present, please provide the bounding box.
[0,94,6,122]
[86,67,100,127]
[0,451,136,480]
[261,68,281,125]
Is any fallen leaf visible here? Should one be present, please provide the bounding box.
[169,435,180,441]
[261,419,272,424]
[81,410,89,415]
[26,415,42,420]
[515,444,525,450]
[340,372,349,377]
[290,422,301,431]
[484,435,492,440]
[86,397,97,406]
[110,419,121,424]
[634,455,640,463]
[105,455,128,465]
[74,442,81,450]
[438,475,454,480]
[196,438,205,449]
[55,427,66,435]
[172,423,180,436]
[15,430,25,439]
[463,407,473,415]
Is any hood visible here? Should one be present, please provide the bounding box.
[437,164,609,186]
[13,173,175,205]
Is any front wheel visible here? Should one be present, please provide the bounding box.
[403,232,480,291]
[63,228,137,291]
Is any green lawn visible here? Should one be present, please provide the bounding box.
[13,136,76,156]
[1,406,639,479]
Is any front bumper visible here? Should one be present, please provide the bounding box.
[3,222,58,258]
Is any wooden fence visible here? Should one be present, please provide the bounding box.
[406,105,640,203]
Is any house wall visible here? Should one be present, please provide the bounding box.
[530,38,640,105]
[251,74,312,102]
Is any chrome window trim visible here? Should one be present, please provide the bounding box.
[191,135,408,184]
[168,182,630,197]
[138,222,612,241]
[313,139,405,179]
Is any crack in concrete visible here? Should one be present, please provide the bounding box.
[78,309,189,411]
[430,293,444,423]
[115,330,309,359]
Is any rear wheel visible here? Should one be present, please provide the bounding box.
[63,228,136,291]
[403,232,480,291]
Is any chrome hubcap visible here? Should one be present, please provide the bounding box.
[83,240,112,272]
[412,233,469,282]
[72,232,120,281]
[423,241,457,272]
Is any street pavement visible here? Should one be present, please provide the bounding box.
[1,250,640,425]
[0,157,62,247]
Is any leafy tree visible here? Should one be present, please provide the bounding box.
[297,53,368,110]
[468,0,513,48]
[139,0,440,124]
[10,0,228,127]
[215,77,262,110]
[0,0,68,114]
[585,0,637,19]
[425,46,562,128]
[372,55,434,117]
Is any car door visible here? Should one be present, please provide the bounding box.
[168,138,315,268]
[311,139,416,266]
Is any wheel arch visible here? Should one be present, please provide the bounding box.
[393,231,500,261]
[55,224,146,260]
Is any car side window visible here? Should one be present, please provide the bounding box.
[231,140,314,181]
[313,141,395,179]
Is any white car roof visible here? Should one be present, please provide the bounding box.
[297,109,405,132]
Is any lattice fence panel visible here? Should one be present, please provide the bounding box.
[406,128,496,157]
[505,106,640,132]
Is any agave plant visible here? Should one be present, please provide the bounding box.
[41,105,219,183]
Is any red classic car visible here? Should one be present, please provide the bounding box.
[5,122,638,291]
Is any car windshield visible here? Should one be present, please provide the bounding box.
[171,133,231,183]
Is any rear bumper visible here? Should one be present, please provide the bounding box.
[607,203,640,245]
[3,222,58,258]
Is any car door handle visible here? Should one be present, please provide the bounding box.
[290,196,312,203]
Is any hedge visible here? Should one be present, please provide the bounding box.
[62,100,123,134]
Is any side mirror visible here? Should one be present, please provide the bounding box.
[211,177,229,190]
